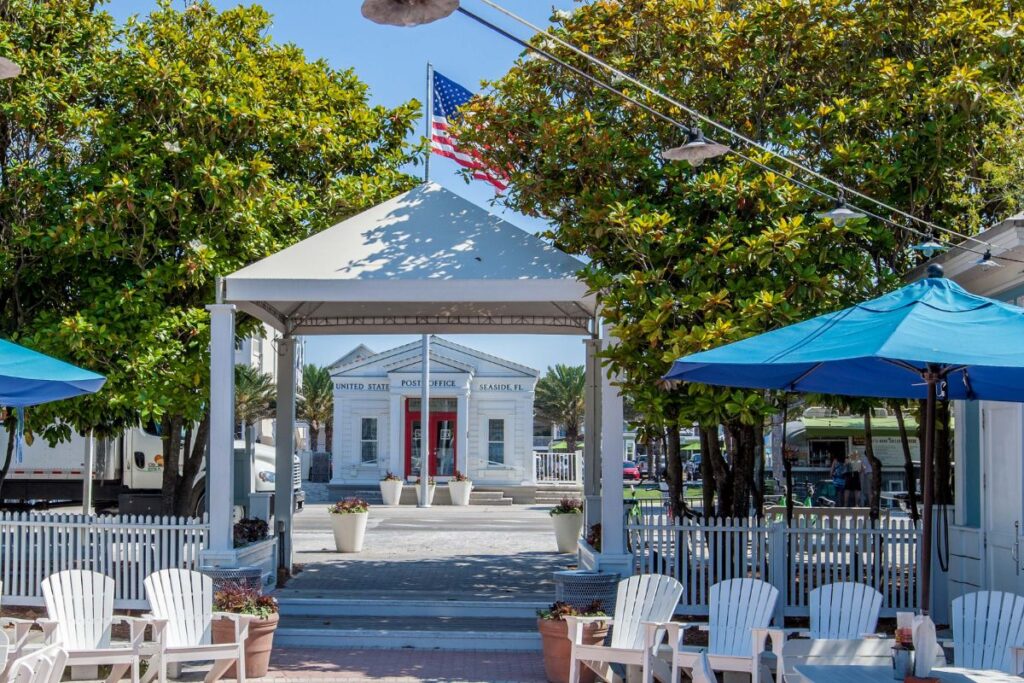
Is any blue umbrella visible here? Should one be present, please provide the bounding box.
[0,338,106,407]
[664,267,1024,615]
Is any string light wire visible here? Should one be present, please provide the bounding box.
[456,5,1021,265]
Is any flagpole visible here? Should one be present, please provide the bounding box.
[424,62,434,182]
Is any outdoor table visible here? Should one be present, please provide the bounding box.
[794,665,1021,683]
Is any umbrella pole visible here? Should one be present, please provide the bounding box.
[920,372,938,616]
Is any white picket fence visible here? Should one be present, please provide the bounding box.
[534,450,582,484]
[628,514,920,618]
[0,511,208,609]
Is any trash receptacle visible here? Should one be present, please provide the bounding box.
[553,570,620,615]
[200,565,263,593]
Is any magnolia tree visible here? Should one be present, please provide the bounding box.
[458,0,1024,518]
[0,0,419,513]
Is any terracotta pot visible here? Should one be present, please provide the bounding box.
[537,617,609,683]
[211,612,279,679]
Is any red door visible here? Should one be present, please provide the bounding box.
[405,405,457,477]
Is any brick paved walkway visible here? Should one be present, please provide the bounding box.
[253,649,547,683]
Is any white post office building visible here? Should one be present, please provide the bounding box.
[328,336,539,489]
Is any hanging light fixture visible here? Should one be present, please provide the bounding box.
[814,192,866,228]
[361,0,459,27]
[911,238,948,258]
[0,57,21,80]
[661,127,729,166]
[977,250,1002,269]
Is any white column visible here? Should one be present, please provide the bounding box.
[329,393,344,485]
[275,337,296,572]
[419,334,431,507]
[206,303,236,554]
[583,337,602,527]
[599,328,631,574]
[389,393,403,476]
[82,432,95,516]
[457,389,470,479]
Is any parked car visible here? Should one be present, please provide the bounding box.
[622,461,641,481]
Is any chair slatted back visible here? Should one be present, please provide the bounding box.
[608,575,683,650]
[144,569,214,649]
[41,570,114,650]
[809,582,883,639]
[8,644,67,683]
[708,579,778,657]
[952,591,1024,672]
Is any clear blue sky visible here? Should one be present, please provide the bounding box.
[105,0,586,374]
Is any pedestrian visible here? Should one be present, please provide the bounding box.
[845,451,863,506]
[830,455,847,505]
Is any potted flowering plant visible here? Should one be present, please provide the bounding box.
[380,471,404,506]
[211,583,279,678]
[328,498,370,552]
[549,497,584,553]
[233,517,269,547]
[537,600,608,683]
[448,469,473,506]
[414,476,436,505]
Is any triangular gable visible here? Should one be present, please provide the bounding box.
[328,344,376,370]
[384,351,475,375]
[432,337,539,377]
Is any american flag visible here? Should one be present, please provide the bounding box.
[431,70,508,191]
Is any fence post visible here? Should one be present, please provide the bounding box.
[768,521,787,626]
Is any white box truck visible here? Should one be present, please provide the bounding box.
[1,422,304,515]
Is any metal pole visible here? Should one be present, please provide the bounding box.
[83,431,95,516]
[424,63,434,182]
[920,370,938,616]
[419,334,431,507]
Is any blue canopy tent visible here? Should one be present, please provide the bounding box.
[0,338,106,468]
[664,267,1024,615]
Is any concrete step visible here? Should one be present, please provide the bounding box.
[276,614,541,651]
[277,596,546,619]
[468,490,513,506]
[325,487,384,504]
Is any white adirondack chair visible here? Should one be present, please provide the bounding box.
[143,569,255,683]
[39,570,145,683]
[659,578,780,683]
[951,590,1024,674]
[0,581,36,680]
[806,582,883,639]
[5,644,67,683]
[566,574,683,683]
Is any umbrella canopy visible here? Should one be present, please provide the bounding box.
[665,275,1024,400]
[664,271,1024,616]
[0,338,105,407]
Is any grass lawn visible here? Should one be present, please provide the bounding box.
[623,487,663,500]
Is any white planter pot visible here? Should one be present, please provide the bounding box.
[414,484,436,506]
[551,512,584,553]
[448,480,473,506]
[330,511,368,552]
[380,480,404,506]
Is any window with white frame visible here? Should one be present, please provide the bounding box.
[360,417,378,464]
[488,419,505,465]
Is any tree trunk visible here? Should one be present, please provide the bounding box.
[665,425,686,521]
[160,415,183,515]
[727,423,756,518]
[708,426,732,518]
[699,427,715,518]
[566,426,579,457]
[935,399,953,505]
[752,422,765,517]
[892,402,920,524]
[176,412,209,517]
[863,410,883,521]
[309,424,320,452]
[325,420,333,453]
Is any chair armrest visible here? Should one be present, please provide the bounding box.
[752,627,786,655]
[562,616,613,646]
[112,616,149,648]
[641,621,671,651]
[212,612,257,642]
[1010,645,1024,676]
[35,618,59,643]
[0,618,36,652]
[141,614,168,642]
[663,621,708,649]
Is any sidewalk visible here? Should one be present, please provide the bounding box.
[250,648,546,683]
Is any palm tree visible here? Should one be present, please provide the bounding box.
[235,364,276,459]
[298,364,333,452]
[535,364,585,454]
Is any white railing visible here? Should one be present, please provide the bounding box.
[534,450,582,484]
[0,511,208,609]
[628,514,920,617]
